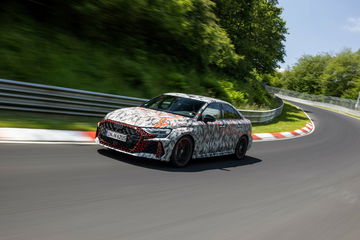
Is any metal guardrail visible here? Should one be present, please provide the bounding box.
[266,85,360,117]
[239,101,284,123]
[0,79,147,117]
[0,78,283,123]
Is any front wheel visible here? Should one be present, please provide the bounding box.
[235,136,248,160]
[170,136,194,167]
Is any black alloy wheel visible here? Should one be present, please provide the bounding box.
[170,136,194,167]
[235,136,248,160]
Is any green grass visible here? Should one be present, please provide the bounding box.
[252,102,311,133]
[0,111,100,131]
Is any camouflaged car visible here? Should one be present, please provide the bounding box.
[95,93,252,167]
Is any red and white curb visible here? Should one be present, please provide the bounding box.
[0,122,314,143]
[252,122,314,142]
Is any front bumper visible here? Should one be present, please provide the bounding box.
[96,120,171,161]
[95,137,169,161]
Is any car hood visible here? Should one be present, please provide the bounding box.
[105,107,193,128]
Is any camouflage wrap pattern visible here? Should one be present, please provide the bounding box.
[96,93,252,161]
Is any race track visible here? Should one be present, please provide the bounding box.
[1,102,360,240]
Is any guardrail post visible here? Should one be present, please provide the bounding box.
[356,92,360,110]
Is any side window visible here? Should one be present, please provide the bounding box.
[222,104,241,119]
[202,103,222,119]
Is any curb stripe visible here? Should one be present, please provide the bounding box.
[252,134,262,141]
[303,127,311,131]
[84,131,96,139]
[252,122,314,141]
[271,132,286,139]
[290,131,301,136]
[300,128,309,133]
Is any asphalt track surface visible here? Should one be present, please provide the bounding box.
[1,102,360,240]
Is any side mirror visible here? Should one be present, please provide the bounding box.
[202,114,216,123]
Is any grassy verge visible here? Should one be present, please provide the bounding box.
[0,102,310,133]
[0,111,100,131]
[252,102,310,133]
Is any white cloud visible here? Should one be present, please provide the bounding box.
[345,17,360,32]
[276,68,285,73]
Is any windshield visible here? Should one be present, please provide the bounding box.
[141,95,206,118]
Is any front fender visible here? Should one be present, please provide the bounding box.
[160,127,195,161]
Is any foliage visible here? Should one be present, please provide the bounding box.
[269,50,360,100]
[72,0,242,69]
[213,0,287,75]
[321,50,360,99]
[0,0,286,108]
[220,80,248,106]
[264,72,283,88]
[284,54,332,95]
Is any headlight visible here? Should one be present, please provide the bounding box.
[142,128,172,138]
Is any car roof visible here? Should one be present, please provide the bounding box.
[164,92,229,104]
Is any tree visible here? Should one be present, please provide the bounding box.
[270,49,360,100]
[284,54,332,94]
[321,49,360,99]
[213,0,287,76]
[73,0,240,69]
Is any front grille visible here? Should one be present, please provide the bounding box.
[98,121,141,151]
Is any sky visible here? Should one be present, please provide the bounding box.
[277,0,360,69]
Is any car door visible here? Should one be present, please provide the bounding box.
[220,103,244,151]
[197,102,226,154]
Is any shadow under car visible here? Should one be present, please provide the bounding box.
[97,148,262,172]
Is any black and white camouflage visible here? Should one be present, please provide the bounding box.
[95,93,252,161]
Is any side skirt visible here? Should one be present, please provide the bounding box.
[193,150,235,159]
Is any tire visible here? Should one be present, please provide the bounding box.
[170,136,194,167]
[235,136,248,160]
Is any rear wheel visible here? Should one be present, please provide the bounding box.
[235,136,248,160]
[170,136,194,167]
